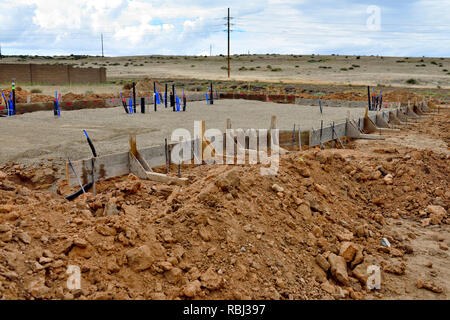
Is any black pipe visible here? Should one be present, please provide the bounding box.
[367,86,371,111]
[171,90,175,111]
[183,95,187,111]
[132,82,136,113]
[83,130,97,158]
[153,81,157,112]
[122,99,129,113]
[53,100,58,116]
[141,97,145,113]
[165,84,168,108]
[210,82,214,105]
[65,183,93,201]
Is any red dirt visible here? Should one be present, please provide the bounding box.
[0,110,448,300]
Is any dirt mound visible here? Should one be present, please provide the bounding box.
[121,78,165,97]
[323,91,365,101]
[61,92,114,102]
[0,87,54,104]
[0,126,448,300]
[383,89,424,103]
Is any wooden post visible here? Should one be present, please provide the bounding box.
[226,118,231,130]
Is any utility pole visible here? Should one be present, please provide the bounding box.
[227,8,230,78]
[0,43,2,60]
[101,33,104,58]
[210,44,212,57]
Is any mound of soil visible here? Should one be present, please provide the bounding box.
[0,110,448,300]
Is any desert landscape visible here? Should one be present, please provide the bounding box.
[0,51,449,302]
[1,0,450,303]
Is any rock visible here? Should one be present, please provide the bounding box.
[371,170,382,180]
[0,224,13,242]
[298,167,311,177]
[383,262,406,275]
[198,226,212,242]
[426,205,446,225]
[336,231,354,242]
[200,267,223,290]
[297,203,312,219]
[161,230,177,243]
[104,198,119,216]
[339,242,358,263]
[1,271,18,280]
[383,174,393,185]
[28,278,50,298]
[0,170,7,179]
[417,280,443,293]
[352,263,369,285]
[95,225,116,236]
[31,168,56,185]
[271,184,284,193]
[183,280,201,298]
[314,184,328,196]
[320,281,336,295]
[439,243,448,251]
[0,204,13,214]
[215,169,241,192]
[164,267,182,284]
[421,218,431,227]
[328,253,349,285]
[316,254,330,272]
[381,238,391,248]
[39,256,53,264]
[355,225,368,238]
[312,226,323,238]
[73,238,88,249]
[126,243,165,272]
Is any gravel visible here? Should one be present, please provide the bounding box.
[0,99,377,165]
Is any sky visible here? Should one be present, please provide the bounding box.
[0,0,449,57]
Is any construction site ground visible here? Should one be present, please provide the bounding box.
[0,107,448,300]
[0,99,377,165]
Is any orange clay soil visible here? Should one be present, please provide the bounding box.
[0,110,448,300]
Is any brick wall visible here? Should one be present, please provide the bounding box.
[0,64,106,85]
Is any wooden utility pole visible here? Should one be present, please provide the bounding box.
[101,34,104,58]
[227,7,230,78]
[0,43,2,60]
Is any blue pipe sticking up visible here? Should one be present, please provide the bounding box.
[176,96,180,112]
[205,92,209,104]
[1,90,8,117]
[9,92,13,115]
[129,93,133,114]
[55,91,60,116]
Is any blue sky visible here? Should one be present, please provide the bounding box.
[0,0,449,57]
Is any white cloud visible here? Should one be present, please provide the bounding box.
[0,0,448,57]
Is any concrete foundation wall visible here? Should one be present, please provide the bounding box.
[0,63,106,85]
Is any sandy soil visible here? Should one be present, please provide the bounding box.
[0,99,377,165]
[2,54,449,89]
[0,110,448,300]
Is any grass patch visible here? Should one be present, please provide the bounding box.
[30,89,42,94]
[406,78,419,85]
